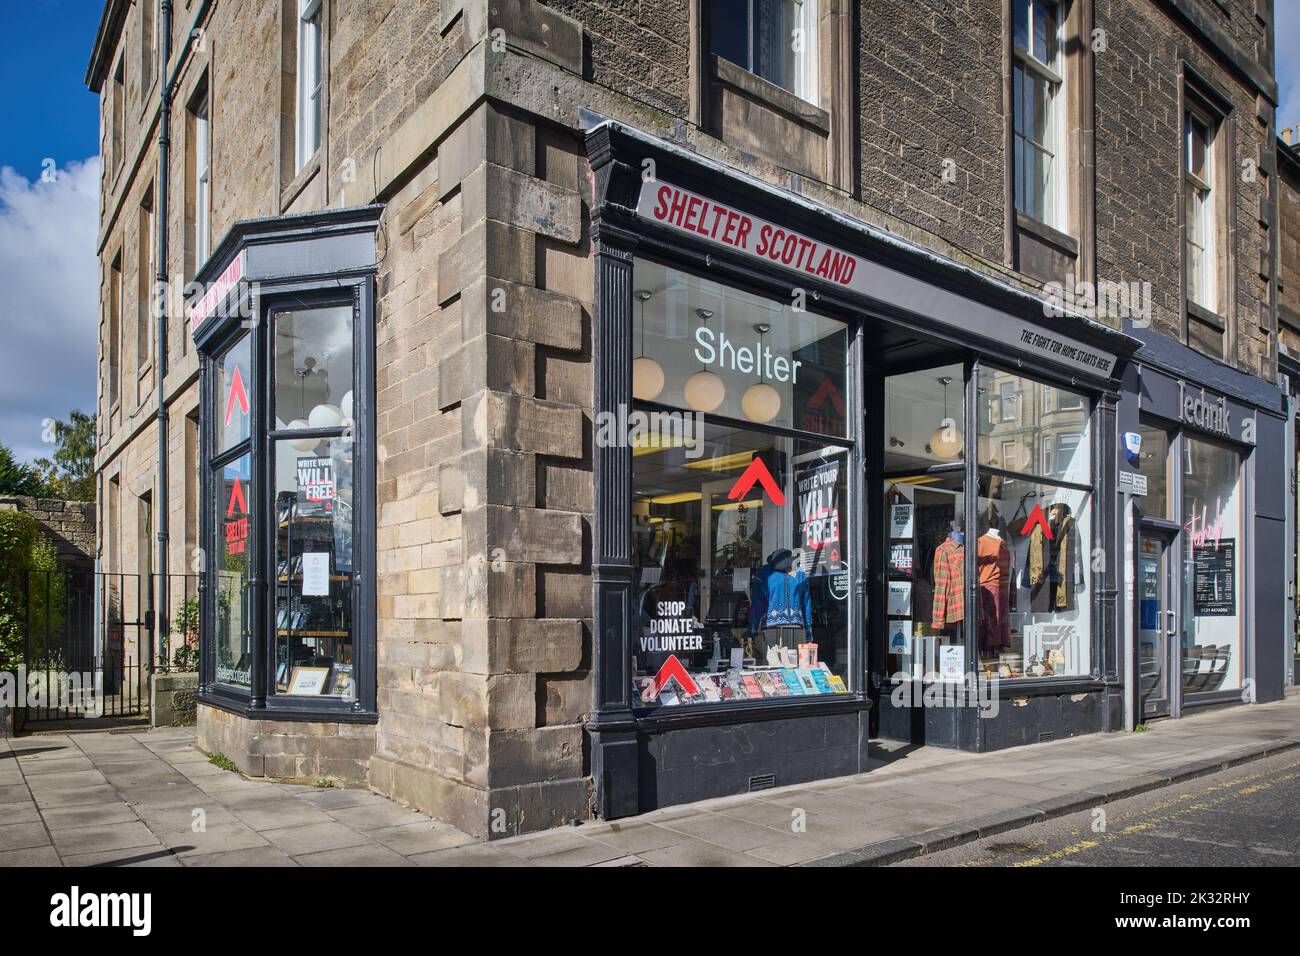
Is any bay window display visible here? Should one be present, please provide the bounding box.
[215,452,252,687]
[271,305,356,700]
[629,258,852,708]
[976,367,1092,679]
[211,334,253,689]
[1180,436,1243,695]
[200,283,372,713]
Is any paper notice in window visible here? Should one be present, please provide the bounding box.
[302,552,330,596]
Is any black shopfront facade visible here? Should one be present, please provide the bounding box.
[586,121,1141,819]
[1120,328,1289,723]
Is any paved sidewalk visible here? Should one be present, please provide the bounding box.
[2,695,1297,866]
[0,728,476,866]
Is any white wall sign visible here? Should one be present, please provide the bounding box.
[1118,470,1148,496]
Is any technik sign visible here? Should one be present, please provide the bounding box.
[636,180,1118,379]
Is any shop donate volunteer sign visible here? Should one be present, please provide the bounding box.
[637,181,1119,380]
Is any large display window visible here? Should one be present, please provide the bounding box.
[1180,436,1243,695]
[199,276,374,717]
[882,363,966,680]
[629,258,853,708]
[976,367,1093,679]
[270,306,356,701]
[882,363,1094,683]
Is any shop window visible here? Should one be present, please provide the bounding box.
[631,260,847,437]
[270,305,355,701]
[215,336,252,454]
[883,472,965,681]
[1136,422,1170,519]
[884,364,965,472]
[1180,436,1243,695]
[198,251,375,714]
[632,424,851,706]
[1012,0,1063,228]
[975,473,1092,679]
[709,0,817,104]
[210,334,253,690]
[214,451,253,688]
[629,258,852,708]
[977,367,1089,484]
[976,366,1093,679]
[296,0,323,171]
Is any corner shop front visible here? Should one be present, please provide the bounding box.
[585,122,1140,817]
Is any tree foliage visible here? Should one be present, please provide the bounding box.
[31,410,96,501]
[0,509,64,671]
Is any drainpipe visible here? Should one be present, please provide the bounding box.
[154,0,173,671]
[154,0,216,672]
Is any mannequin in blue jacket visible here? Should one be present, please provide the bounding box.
[748,548,814,641]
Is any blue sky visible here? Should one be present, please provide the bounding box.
[0,2,1299,464]
[0,0,102,464]
[0,1,101,182]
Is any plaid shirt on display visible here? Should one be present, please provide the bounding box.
[931,536,965,628]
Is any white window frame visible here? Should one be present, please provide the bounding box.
[791,0,818,106]
[1184,107,1217,313]
[1012,0,1065,229]
[999,381,1017,421]
[712,0,818,106]
[296,0,323,171]
[195,96,212,267]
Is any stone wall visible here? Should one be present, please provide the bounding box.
[362,92,596,837]
[197,704,377,788]
[1094,0,1275,376]
[0,497,95,571]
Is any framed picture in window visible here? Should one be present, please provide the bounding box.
[287,665,331,695]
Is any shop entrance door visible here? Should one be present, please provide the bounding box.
[1137,532,1175,719]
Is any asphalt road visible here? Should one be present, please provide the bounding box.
[895,749,1300,867]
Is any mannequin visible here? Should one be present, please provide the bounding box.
[1027,502,1079,612]
[977,517,1011,655]
[749,548,814,641]
[931,515,965,631]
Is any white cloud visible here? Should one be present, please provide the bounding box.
[0,157,100,464]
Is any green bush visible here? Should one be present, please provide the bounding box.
[169,597,200,671]
[0,510,65,672]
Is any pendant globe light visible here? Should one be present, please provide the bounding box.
[683,308,726,413]
[631,289,664,401]
[929,376,964,461]
[741,323,781,424]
